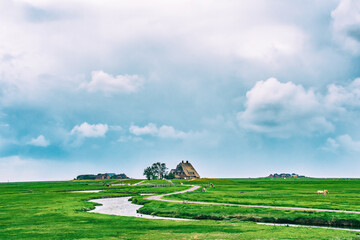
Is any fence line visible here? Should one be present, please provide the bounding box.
[148,184,175,187]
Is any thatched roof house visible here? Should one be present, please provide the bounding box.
[170,160,200,179]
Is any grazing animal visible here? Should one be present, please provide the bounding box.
[317,190,329,195]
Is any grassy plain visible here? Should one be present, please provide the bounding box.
[142,178,360,228]
[1,178,360,239]
[166,178,360,210]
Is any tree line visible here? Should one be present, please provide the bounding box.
[143,162,175,180]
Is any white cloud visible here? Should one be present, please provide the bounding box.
[0,0,326,107]
[332,0,360,54]
[325,78,360,112]
[237,77,360,138]
[237,78,334,138]
[27,135,50,147]
[129,123,158,136]
[196,24,305,63]
[323,134,360,152]
[129,123,189,139]
[71,122,108,138]
[80,71,143,94]
[322,137,340,152]
[158,125,187,139]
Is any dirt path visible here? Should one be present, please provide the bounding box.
[133,180,145,185]
[146,185,200,201]
[145,185,360,215]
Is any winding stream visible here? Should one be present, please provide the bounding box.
[70,190,103,193]
[86,184,360,231]
[88,196,192,221]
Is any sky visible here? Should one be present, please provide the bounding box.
[1,0,360,181]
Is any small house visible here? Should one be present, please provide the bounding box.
[170,160,200,179]
[95,173,110,180]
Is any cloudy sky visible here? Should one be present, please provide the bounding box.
[1,0,360,181]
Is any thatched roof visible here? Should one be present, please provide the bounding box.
[171,161,200,179]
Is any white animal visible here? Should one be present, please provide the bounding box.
[317,190,329,195]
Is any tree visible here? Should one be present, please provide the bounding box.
[166,173,175,179]
[159,163,167,179]
[143,167,153,180]
[143,162,168,180]
[151,163,160,179]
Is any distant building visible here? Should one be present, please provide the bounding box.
[95,173,110,180]
[114,173,129,179]
[76,172,130,180]
[268,173,306,178]
[106,173,116,178]
[170,160,200,179]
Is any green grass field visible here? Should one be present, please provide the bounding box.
[164,178,360,210]
[1,178,360,239]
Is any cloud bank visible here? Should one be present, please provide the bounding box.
[238,77,360,138]
[332,0,360,54]
[323,135,360,153]
[1,0,360,180]
[129,123,189,139]
[237,78,334,137]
